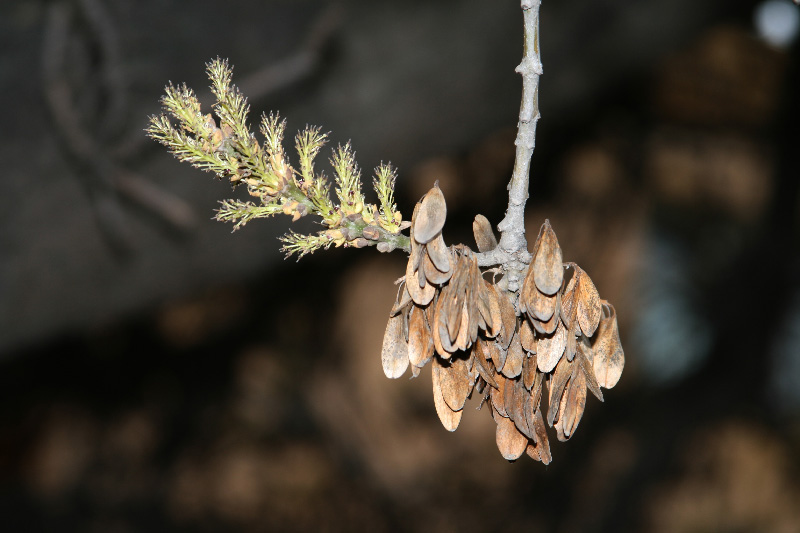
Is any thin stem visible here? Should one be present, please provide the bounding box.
[475,0,542,291]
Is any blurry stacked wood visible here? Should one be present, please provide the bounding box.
[382,185,624,463]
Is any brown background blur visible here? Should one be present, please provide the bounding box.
[2,0,800,531]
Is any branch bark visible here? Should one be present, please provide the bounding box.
[475,0,542,292]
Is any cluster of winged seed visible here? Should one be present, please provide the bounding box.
[381,185,625,463]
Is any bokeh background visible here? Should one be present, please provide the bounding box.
[2,0,800,531]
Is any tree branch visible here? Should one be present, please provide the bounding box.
[475,0,542,292]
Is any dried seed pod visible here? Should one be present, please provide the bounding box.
[560,264,579,332]
[503,371,517,420]
[566,331,577,362]
[555,365,586,441]
[390,282,412,316]
[482,336,500,362]
[530,219,564,296]
[433,364,463,432]
[494,344,509,373]
[474,340,499,389]
[519,319,536,353]
[576,343,603,402]
[436,357,471,412]
[537,320,568,373]
[523,389,539,441]
[473,214,498,253]
[496,289,517,350]
[590,301,625,389]
[547,355,573,427]
[413,184,447,244]
[576,268,602,338]
[454,302,471,351]
[406,258,435,306]
[423,251,453,286]
[409,222,423,274]
[494,409,528,461]
[491,375,508,418]
[529,288,558,322]
[522,353,538,390]
[408,305,434,368]
[426,234,452,273]
[381,313,409,379]
[526,409,552,465]
[483,281,503,338]
[529,294,560,335]
[433,303,456,357]
[507,379,533,439]
[501,330,524,379]
[531,366,544,414]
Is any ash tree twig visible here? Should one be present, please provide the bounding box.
[148,0,626,465]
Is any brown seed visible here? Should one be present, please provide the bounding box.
[501,331,524,379]
[494,410,528,461]
[381,314,409,379]
[390,282,412,317]
[576,343,603,402]
[436,357,470,412]
[473,214,498,253]
[423,251,453,286]
[524,389,539,442]
[531,366,544,414]
[406,259,435,306]
[590,301,625,389]
[473,341,499,389]
[508,380,533,439]
[476,284,495,336]
[413,184,447,244]
[547,355,573,427]
[519,319,536,353]
[409,224,423,273]
[503,371,517,420]
[556,366,586,441]
[433,363,462,431]
[577,269,602,338]
[528,408,552,465]
[484,282,503,339]
[426,234,452,274]
[497,289,517,350]
[560,264,579,332]
[566,331,577,362]
[443,269,466,342]
[537,320,567,373]
[494,344,508,373]
[454,301,471,351]
[435,310,456,357]
[491,375,508,418]
[529,288,558,322]
[530,293,561,335]
[522,353,538,390]
[482,336,501,362]
[408,306,434,368]
[532,219,564,296]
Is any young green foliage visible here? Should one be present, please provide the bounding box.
[147,57,411,258]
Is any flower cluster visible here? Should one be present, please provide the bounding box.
[147,58,410,258]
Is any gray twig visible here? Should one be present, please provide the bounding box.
[475,0,542,293]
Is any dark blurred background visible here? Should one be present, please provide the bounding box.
[2,0,800,531]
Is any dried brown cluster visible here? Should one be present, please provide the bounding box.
[381,185,624,463]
